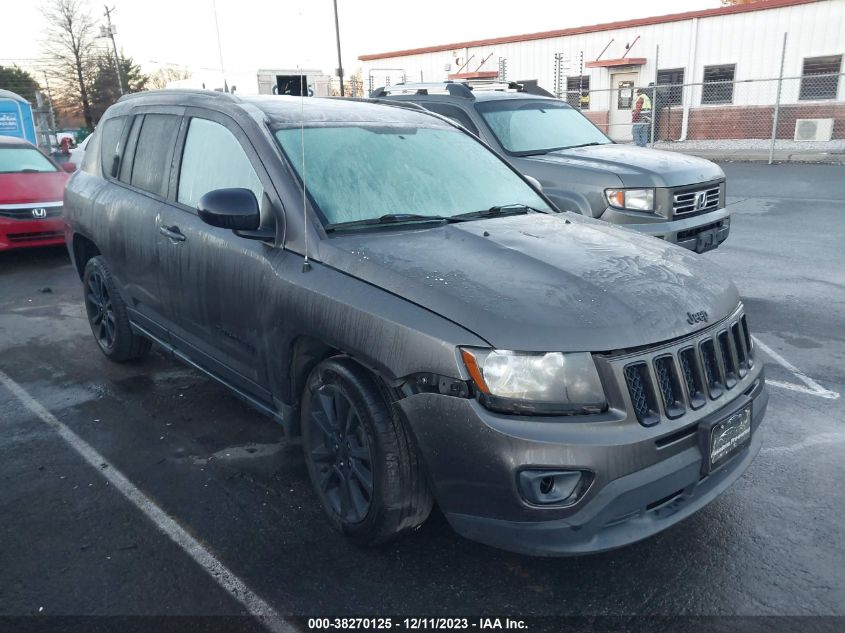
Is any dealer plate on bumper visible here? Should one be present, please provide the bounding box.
[699,404,752,475]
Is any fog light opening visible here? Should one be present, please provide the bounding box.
[518,469,590,506]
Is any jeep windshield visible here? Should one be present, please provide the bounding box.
[274,124,551,230]
[475,99,612,156]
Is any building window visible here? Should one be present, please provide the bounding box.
[701,64,736,104]
[656,68,684,106]
[566,76,590,110]
[800,55,842,101]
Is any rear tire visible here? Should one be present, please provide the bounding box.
[301,357,433,546]
[83,256,151,362]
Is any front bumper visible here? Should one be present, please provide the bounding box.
[601,207,731,253]
[399,368,767,557]
[0,216,66,251]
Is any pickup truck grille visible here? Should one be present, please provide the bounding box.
[673,185,720,216]
[609,308,754,427]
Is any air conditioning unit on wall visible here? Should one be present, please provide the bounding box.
[793,118,834,141]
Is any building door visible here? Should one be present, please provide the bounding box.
[609,72,638,142]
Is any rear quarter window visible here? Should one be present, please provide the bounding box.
[81,130,100,175]
[98,116,126,178]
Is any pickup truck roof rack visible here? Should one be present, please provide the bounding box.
[370,82,476,99]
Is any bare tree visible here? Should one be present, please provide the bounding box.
[41,0,97,129]
[147,67,193,90]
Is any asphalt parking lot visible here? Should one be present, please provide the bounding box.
[1,163,843,629]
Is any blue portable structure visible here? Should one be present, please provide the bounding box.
[0,89,37,144]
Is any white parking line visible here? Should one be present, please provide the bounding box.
[753,337,840,400]
[0,369,293,633]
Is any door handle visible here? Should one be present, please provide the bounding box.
[159,225,186,242]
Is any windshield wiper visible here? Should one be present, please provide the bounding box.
[562,142,604,149]
[451,204,545,221]
[324,213,454,232]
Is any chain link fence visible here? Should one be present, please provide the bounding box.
[560,72,845,162]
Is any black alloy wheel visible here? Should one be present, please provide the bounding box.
[308,383,374,523]
[85,270,116,350]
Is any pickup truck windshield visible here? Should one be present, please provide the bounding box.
[275,124,550,227]
[0,147,58,174]
[476,100,612,155]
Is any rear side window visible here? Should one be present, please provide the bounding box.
[98,116,126,178]
[177,117,263,208]
[130,114,180,196]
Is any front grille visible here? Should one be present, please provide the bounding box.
[718,330,738,389]
[624,363,659,426]
[673,185,720,216]
[613,307,755,427]
[0,206,63,220]
[7,231,64,243]
[654,355,685,419]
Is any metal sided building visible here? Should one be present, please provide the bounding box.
[358,0,845,142]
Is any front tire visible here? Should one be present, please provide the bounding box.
[301,357,433,546]
[83,256,151,362]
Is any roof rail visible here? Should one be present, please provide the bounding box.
[334,96,430,113]
[117,89,241,103]
[370,82,475,99]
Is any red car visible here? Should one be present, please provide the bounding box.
[0,136,74,251]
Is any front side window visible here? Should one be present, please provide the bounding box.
[130,114,180,196]
[0,147,57,173]
[476,99,611,155]
[800,55,842,101]
[275,124,550,227]
[177,118,264,208]
[702,64,736,104]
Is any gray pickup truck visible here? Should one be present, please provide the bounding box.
[373,82,730,253]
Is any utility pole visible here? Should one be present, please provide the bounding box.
[332,0,345,96]
[103,5,124,94]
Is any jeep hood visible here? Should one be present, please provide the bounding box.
[520,144,724,188]
[320,213,740,352]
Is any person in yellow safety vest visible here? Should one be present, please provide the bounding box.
[632,87,652,147]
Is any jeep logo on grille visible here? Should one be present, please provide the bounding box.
[687,310,709,325]
[693,191,708,211]
[31,208,48,219]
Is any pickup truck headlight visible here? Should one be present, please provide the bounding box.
[460,349,607,415]
[605,188,654,211]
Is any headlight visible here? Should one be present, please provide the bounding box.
[460,349,607,415]
[605,188,654,211]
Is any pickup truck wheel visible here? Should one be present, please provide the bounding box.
[302,358,433,546]
[83,256,151,362]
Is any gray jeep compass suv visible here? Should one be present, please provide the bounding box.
[373,81,730,254]
[64,90,767,556]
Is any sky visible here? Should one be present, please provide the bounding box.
[3,0,718,84]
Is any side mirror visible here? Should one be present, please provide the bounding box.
[197,188,260,231]
[62,162,77,173]
[524,174,543,192]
